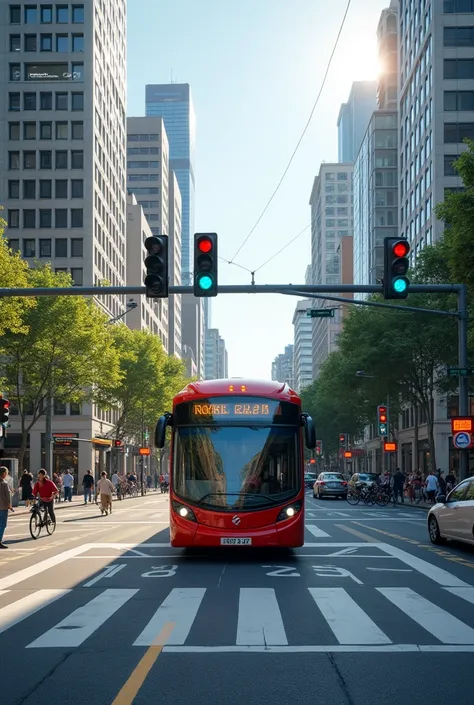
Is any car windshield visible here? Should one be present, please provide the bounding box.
[173,425,300,510]
[359,474,378,481]
[323,474,344,480]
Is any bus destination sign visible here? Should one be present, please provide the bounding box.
[193,403,272,418]
[175,396,299,425]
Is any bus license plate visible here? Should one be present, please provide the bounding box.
[220,537,252,545]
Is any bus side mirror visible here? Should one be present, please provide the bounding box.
[301,413,316,449]
[155,412,172,448]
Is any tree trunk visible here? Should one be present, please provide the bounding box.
[17,428,29,474]
[426,396,437,473]
[413,404,419,473]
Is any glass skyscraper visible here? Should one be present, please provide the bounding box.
[145,83,196,284]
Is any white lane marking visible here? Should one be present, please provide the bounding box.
[444,587,474,605]
[237,588,288,646]
[164,644,474,653]
[306,512,317,518]
[0,591,9,596]
[378,543,470,587]
[378,587,474,644]
[0,545,88,590]
[27,588,138,648]
[309,587,391,645]
[0,589,70,634]
[133,588,206,646]
[305,525,331,538]
[83,564,126,587]
[366,568,413,572]
[72,553,397,560]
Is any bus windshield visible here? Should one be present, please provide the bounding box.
[173,425,300,510]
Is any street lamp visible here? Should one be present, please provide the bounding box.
[105,299,137,325]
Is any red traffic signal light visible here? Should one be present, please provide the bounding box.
[393,241,409,258]
[114,440,123,447]
[197,236,213,254]
[0,398,10,425]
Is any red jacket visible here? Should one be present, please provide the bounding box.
[33,479,58,502]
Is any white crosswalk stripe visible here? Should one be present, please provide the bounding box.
[1,585,474,650]
[305,524,331,538]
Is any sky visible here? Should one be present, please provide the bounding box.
[127,0,389,378]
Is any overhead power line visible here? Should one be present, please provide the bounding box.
[228,0,353,265]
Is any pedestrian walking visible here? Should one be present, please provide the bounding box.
[19,469,34,508]
[62,469,74,502]
[0,466,13,549]
[97,471,114,515]
[82,470,94,504]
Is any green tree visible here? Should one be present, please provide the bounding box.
[0,265,121,470]
[102,326,187,443]
[0,217,34,335]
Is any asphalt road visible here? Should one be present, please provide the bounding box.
[1,491,474,705]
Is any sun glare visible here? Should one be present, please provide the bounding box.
[331,36,383,84]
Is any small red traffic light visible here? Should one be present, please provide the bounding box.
[114,440,123,447]
[393,241,410,258]
[198,237,213,254]
[339,434,345,441]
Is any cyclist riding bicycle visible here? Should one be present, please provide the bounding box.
[32,470,58,524]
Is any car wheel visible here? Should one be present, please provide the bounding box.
[428,515,443,545]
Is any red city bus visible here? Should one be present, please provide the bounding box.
[155,378,316,548]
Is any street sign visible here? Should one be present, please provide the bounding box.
[53,433,78,446]
[383,441,397,452]
[451,416,474,434]
[447,367,474,377]
[306,309,335,318]
[453,432,472,449]
[139,447,150,456]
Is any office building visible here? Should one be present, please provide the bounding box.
[377,0,398,111]
[145,82,203,376]
[292,301,313,392]
[204,328,228,380]
[337,82,377,163]
[0,0,127,480]
[271,345,294,388]
[309,163,354,378]
[168,171,182,358]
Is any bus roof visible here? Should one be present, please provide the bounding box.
[173,378,301,405]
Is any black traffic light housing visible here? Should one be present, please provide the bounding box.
[383,237,410,299]
[339,433,346,449]
[377,405,389,437]
[194,233,218,297]
[0,397,10,425]
[144,235,169,298]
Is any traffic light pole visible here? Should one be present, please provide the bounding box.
[458,285,469,480]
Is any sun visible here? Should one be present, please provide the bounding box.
[332,35,383,83]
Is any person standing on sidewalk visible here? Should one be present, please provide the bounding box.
[0,467,13,549]
[19,469,34,508]
[82,470,94,504]
[97,471,114,515]
[62,469,73,502]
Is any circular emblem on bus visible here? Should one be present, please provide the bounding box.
[232,515,241,525]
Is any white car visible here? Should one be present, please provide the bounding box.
[428,477,474,545]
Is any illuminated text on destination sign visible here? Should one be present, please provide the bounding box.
[193,403,271,416]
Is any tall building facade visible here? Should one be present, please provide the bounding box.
[292,301,313,392]
[309,163,353,378]
[145,82,204,377]
[204,328,228,380]
[337,81,377,162]
[168,171,182,358]
[271,345,294,388]
[0,0,127,479]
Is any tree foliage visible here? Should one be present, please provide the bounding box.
[0,221,34,336]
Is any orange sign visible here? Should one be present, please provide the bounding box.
[451,417,474,434]
[344,451,352,458]
[384,442,397,452]
[139,447,150,456]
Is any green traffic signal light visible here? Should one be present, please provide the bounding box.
[393,278,408,294]
[197,274,213,291]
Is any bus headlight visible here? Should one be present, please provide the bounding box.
[277,501,302,522]
[172,501,197,522]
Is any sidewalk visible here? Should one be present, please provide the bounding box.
[11,495,91,516]
[394,500,433,511]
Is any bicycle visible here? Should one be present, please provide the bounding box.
[29,500,56,539]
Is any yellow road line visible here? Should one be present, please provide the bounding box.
[111,622,175,705]
[334,524,380,543]
[352,522,421,545]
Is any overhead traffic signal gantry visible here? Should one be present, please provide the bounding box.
[377,405,388,437]
[383,237,410,299]
[144,235,169,298]
[194,233,218,297]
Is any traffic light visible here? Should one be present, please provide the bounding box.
[113,440,123,447]
[383,237,410,299]
[377,405,388,436]
[144,235,169,298]
[194,233,218,297]
[339,433,346,448]
[0,397,10,425]
[316,440,322,456]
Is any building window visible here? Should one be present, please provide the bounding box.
[23,210,36,228]
[9,122,20,140]
[444,122,474,142]
[71,238,83,257]
[55,151,68,168]
[55,92,68,110]
[55,122,68,139]
[71,150,83,169]
[25,34,37,51]
[54,400,67,415]
[9,63,20,81]
[444,27,474,47]
[41,6,53,23]
[8,180,19,199]
[40,150,52,169]
[72,34,84,52]
[24,122,36,139]
[40,92,52,110]
[23,239,36,257]
[71,268,83,286]
[444,0,474,11]
[23,180,36,199]
[444,155,459,176]
[70,402,81,415]
[55,238,67,257]
[24,151,36,169]
[40,121,52,139]
[9,151,20,169]
[39,238,51,257]
[56,34,68,52]
[24,92,37,110]
[55,267,67,274]
[39,209,52,227]
[71,121,83,139]
[71,92,84,111]
[72,5,84,23]
[444,58,474,79]
[40,33,52,50]
[56,5,68,23]
[10,34,21,51]
[9,93,20,110]
[10,6,21,23]
[72,62,84,81]
[55,209,68,228]
[55,179,68,198]
[444,91,474,111]
[71,179,83,198]
[8,239,20,252]
[39,181,52,199]
[7,210,20,228]
[25,6,38,24]
[71,209,83,227]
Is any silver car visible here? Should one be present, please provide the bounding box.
[313,472,348,499]
[428,477,474,545]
